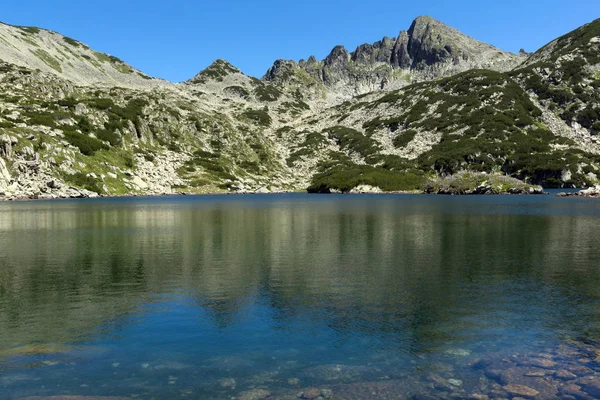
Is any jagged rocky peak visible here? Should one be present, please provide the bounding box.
[263,15,525,97]
[264,59,299,82]
[352,36,396,65]
[325,45,350,66]
[186,59,244,84]
[401,15,517,71]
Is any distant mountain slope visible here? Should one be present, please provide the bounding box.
[263,16,526,99]
[0,16,599,200]
[0,22,166,88]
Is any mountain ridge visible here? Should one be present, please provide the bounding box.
[0,21,169,88]
[263,16,526,100]
[0,15,599,200]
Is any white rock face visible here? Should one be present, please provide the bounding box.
[131,176,149,190]
[350,185,382,194]
[255,187,271,194]
[0,158,10,182]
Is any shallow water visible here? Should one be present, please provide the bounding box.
[1,193,600,399]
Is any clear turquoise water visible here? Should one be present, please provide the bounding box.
[1,193,600,399]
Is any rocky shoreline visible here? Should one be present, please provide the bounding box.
[0,187,552,202]
[425,186,546,195]
[557,187,600,198]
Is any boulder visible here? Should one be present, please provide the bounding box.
[0,134,13,157]
[237,389,270,400]
[502,384,539,398]
[350,184,382,194]
[131,176,149,190]
[0,157,10,182]
[255,186,270,194]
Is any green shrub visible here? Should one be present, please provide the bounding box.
[87,98,115,110]
[96,129,122,146]
[325,126,379,157]
[63,37,80,47]
[63,172,103,193]
[308,164,426,193]
[18,26,40,35]
[392,130,417,148]
[253,85,282,102]
[26,112,56,127]
[108,55,124,64]
[224,86,250,98]
[243,109,272,126]
[64,130,109,156]
[77,116,92,133]
[110,98,148,121]
[57,96,78,109]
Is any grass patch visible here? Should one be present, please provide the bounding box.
[30,49,62,72]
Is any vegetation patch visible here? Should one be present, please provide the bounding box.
[287,131,327,166]
[62,172,103,194]
[191,60,239,83]
[253,85,283,102]
[17,26,40,35]
[63,130,109,156]
[423,171,538,194]
[63,36,81,47]
[224,86,250,99]
[30,49,62,72]
[308,163,426,193]
[242,108,272,127]
[392,129,418,148]
[325,126,379,158]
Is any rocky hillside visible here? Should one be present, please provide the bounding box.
[264,16,525,101]
[0,21,165,88]
[0,16,599,200]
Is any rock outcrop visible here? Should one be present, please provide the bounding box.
[264,16,525,98]
[557,187,600,198]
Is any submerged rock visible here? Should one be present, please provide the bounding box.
[526,358,556,369]
[502,384,540,398]
[579,376,600,397]
[298,387,322,399]
[554,369,577,380]
[301,364,381,383]
[18,397,130,400]
[237,388,271,400]
[219,378,236,388]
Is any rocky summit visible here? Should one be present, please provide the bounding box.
[264,16,525,100]
[0,16,599,200]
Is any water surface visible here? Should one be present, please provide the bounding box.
[1,193,600,399]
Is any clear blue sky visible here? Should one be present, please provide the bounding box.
[0,0,598,82]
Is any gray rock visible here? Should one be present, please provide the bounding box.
[502,384,539,398]
[555,369,577,380]
[218,378,236,388]
[579,376,600,397]
[237,388,270,400]
[0,157,10,182]
[255,186,270,194]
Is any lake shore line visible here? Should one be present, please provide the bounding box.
[0,188,564,203]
